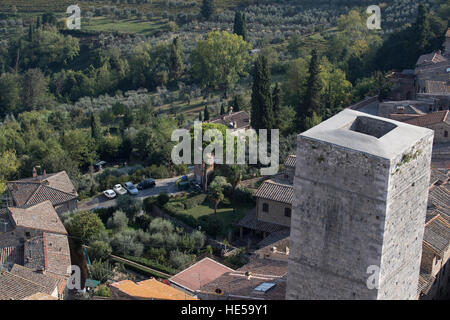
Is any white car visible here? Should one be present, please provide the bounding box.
[103,189,116,199]
[113,184,127,196]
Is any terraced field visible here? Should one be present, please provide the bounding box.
[0,0,243,14]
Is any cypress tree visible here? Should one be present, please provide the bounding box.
[241,13,248,42]
[204,105,210,121]
[220,103,225,115]
[201,0,215,20]
[413,4,431,56]
[169,37,183,80]
[28,24,34,42]
[36,16,41,29]
[272,82,281,129]
[233,12,248,42]
[297,49,321,129]
[251,55,274,131]
[199,111,203,121]
[90,113,102,142]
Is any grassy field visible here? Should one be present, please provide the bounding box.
[166,196,252,239]
[83,17,169,36]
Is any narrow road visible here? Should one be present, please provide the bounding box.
[78,174,192,212]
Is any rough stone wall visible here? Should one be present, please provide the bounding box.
[286,130,433,300]
[257,198,292,227]
[377,134,433,300]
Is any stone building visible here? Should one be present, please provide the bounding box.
[237,156,295,242]
[286,109,434,300]
[403,110,449,143]
[7,170,78,216]
[0,201,71,300]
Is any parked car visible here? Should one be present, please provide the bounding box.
[103,189,116,199]
[113,184,127,195]
[124,182,139,195]
[137,178,156,190]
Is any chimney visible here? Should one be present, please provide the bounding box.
[229,106,233,115]
[43,169,46,176]
[233,121,237,129]
[32,167,37,178]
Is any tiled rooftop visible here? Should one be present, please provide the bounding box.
[169,257,234,292]
[111,278,198,300]
[254,180,293,204]
[404,110,449,127]
[7,171,78,208]
[8,201,67,234]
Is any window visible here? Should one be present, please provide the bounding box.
[285,207,291,217]
[262,203,269,212]
[445,131,448,138]
[25,232,31,238]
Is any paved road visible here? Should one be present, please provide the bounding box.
[78,174,192,212]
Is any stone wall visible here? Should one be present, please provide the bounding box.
[256,198,291,227]
[286,112,434,300]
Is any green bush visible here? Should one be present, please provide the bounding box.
[157,192,170,206]
[143,197,157,213]
[95,284,110,297]
[183,193,207,209]
[88,240,112,261]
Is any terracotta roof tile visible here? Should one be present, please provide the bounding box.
[255,180,293,204]
[8,201,67,234]
[404,110,449,127]
[284,155,296,168]
[209,111,251,129]
[169,258,234,292]
[111,278,198,300]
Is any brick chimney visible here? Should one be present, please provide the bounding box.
[32,167,37,178]
[229,106,233,115]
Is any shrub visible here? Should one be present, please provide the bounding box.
[233,186,255,205]
[149,217,174,234]
[116,195,143,220]
[169,250,194,269]
[90,260,113,283]
[95,284,110,297]
[157,192,170,206]
[106,210,129,230]
[88,240,112,261]
[183,194,207,209]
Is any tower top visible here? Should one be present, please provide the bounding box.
[299,109,433,160]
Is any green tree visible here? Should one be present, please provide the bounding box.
[208,184,224,215]
[0,73,21,117]
[0,150,18,194]
[106,210,129,231]
[168,37,183,80]
[203,105,210,121]
[21,68,49,111]
[297,50,321,130]
[90,113,102,142]
[251,55,273,130]
[233,12,248,41]
[220,103,225,115]
[272,83,281,129]
[200,0,215,20]
[65,211,105,243]
[88,240,112,261]
[191,31,251,95]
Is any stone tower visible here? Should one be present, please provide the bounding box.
[286,109,434,300]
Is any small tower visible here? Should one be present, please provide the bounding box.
[286,109,434,300]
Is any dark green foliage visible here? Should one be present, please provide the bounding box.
[88,240,112,261]
[220,103,225,115]
[272,82,282,129]
[233,12,248,41]
[251,55,274,130]
[183,194,207,210]
[374,5,447,71]
[201,0,215,20]
[168,37,183,80]
[157,192,170,206]
[203,105,210,121]
[297,50,321,130]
